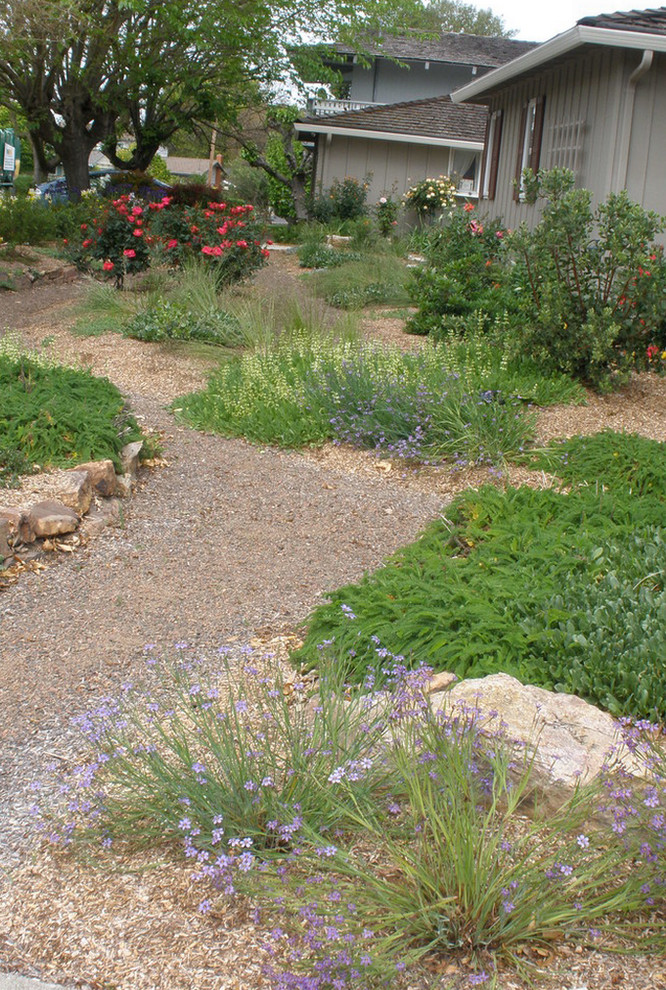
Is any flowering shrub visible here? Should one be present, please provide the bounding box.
[147,196,268,286]
[65,193,268,288]
[508,169,666,388]
[403,174,457,219]
[64,195,151,287]
[375,195,399,236]
[407,204,511,334]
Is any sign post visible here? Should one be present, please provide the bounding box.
[0,129,21,191]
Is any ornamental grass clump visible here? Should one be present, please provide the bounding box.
[33,647,391,857]
[34,642,666,987]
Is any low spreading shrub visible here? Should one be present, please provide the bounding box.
[298,242,362,269]
[0,195,58,244]
[293,432,666,719]
[122,299,244,347]
[0,334,144,477]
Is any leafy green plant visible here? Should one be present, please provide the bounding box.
[122,298,244,347]
[375,195,399,237]
[508,168,666,388]
[406,205,513,335]
[312,175,369,223]
[293,470,666,719]
[0,195,58,244]
[0,336,144,475]
[298,242,362,269]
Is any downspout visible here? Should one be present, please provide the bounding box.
[612,49,653,192]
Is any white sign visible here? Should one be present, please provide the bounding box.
[3,144,15,173]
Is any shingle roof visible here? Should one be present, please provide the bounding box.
[577,6,666,33]
[332,33,537,68]
[299,95,487,142]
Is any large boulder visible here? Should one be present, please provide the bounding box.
[429,672,640,814]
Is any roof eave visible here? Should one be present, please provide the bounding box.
[452,24,666,103]
[294,121,483,150]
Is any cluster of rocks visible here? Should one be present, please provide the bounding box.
[0,440,143,567]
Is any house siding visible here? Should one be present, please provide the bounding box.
[626,52,666,217]
[316,134,457,201]
[348,58,478,104]
[477,48,648,227]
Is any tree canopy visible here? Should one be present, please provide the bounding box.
[375,0,512,37]
[0,0,379,197]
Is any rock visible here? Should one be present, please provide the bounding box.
[0,518,11,565]
[326,234,352,247]
[55,470,93,514]
[75,459,117,497]
[425,671,457,694]
[80,498,124,537]
[24,500,79,539]
[431,673,639,814]
[115,474,133,498]
[0,506,22,538]
[120,441,144,478]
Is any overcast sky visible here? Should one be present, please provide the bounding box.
[491,0,611,41]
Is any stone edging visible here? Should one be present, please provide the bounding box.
[0,441,143,569]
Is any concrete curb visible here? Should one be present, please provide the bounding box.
[0,975,74,990]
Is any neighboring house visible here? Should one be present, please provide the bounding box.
[295,33,536,204]
[452,6,666,226]
[296,96,487,203]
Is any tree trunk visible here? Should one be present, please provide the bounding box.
[59,141,92,201]
[28,133,56,185]
[291,175,310,221]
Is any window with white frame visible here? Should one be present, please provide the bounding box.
[514,96,546,201]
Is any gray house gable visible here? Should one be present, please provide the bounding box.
[451,6,666,229]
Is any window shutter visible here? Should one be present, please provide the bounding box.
[479,114,491,199]
[513,104,528,202]
[530,96,546,172]
[488,109,503,201]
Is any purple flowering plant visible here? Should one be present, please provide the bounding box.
[31,636,666,987]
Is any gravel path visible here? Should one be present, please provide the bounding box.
[0,272,445,875]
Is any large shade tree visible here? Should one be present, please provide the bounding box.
[0,0,378,198]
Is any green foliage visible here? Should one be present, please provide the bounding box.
[264,132,307,221]
[372,0,513,36]
[312,175,369,223]
[261,707,658,980]
[406,205,513,334]
[0,341,144,477]
[122,298,244,346]
[0,195,58,244]
[508,168,666,388]
[298,242,362,269]
[293,433,666,718]
[374,194,399,236]
[41,656,390,852]
[308,252,410,308]
[171,333,581,467]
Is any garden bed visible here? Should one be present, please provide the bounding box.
[1,254,666,990]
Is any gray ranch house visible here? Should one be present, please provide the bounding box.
[295,34,535,204]
[451,6,666,225]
